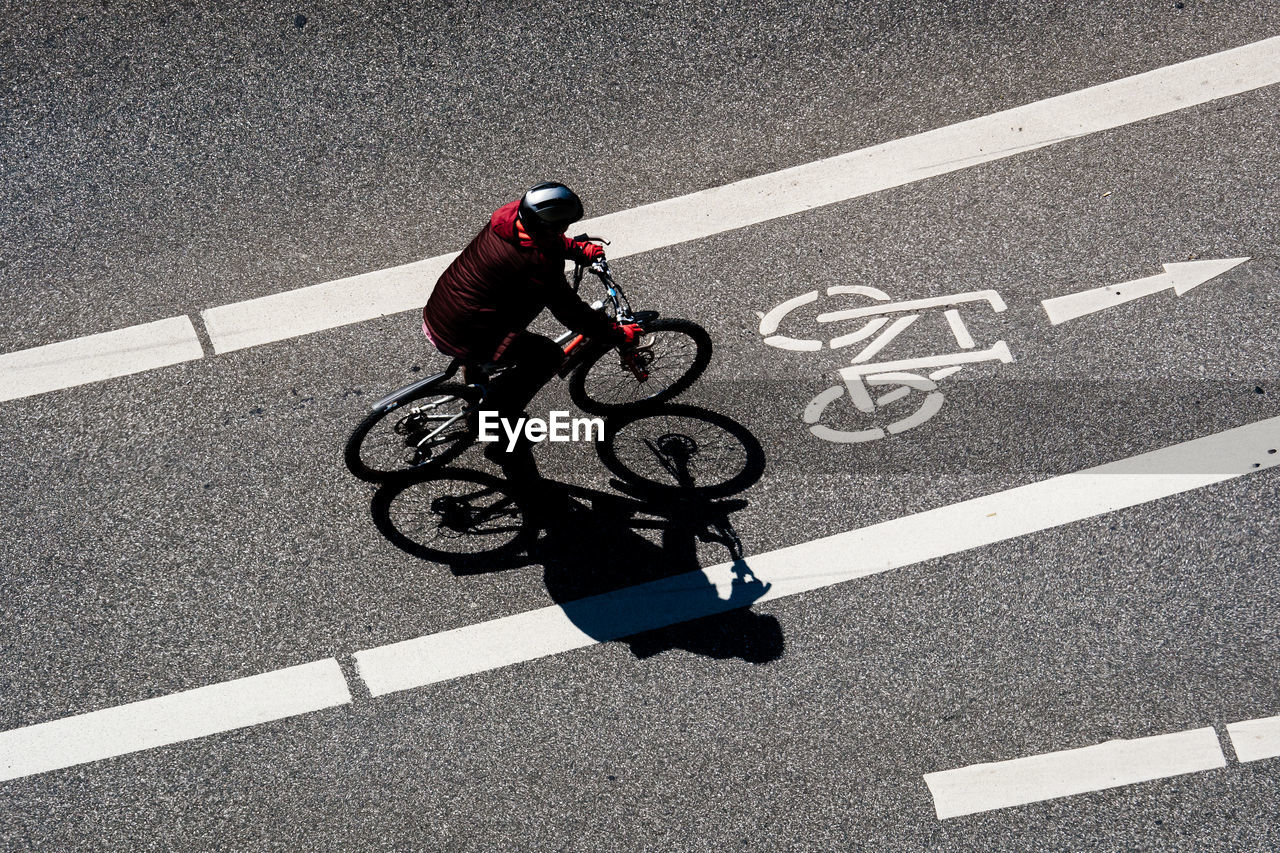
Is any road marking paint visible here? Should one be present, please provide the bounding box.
[1042,257,1251,325]
[199,37,1279,353]
[0,659,351,782]
[4,417,1277,780]
[1227,714,1280,763]
[355,414,1280,697]
[943,309,976,349]
[0,316,203,403]
[923,727,1226,819]
[4,37,1277,395]
[828,317,890,350]
[850,315,919,363]
[200,254,458,355]
[758,290,819,335]
[837,339,1014,380]
[817,290,1008,324]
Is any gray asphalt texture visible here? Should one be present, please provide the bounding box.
[2,1,1279,850]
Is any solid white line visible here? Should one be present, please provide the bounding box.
[1227,714,1280,763]
[0,659,351,782]
[923,727,1225,820]
[201,37,1280,354]
[354,414,1280,698]
[0,316,204,403]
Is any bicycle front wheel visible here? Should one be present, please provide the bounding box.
[568,317,712,416]
[345,382,482,482]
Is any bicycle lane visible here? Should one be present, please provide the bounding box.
[3,46,1280,850]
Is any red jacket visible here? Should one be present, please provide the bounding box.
[422,200,613,362]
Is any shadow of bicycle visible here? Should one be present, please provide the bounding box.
[369,404,783,664]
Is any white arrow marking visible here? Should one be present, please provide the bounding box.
[1042,257,1250,325]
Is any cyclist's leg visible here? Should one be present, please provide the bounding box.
[481,332,564,478]
[486,332,564,420]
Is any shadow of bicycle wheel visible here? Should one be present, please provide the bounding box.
[370,466,535,571]
[596,403,766,497]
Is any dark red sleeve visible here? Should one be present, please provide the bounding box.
[541,271,616,340]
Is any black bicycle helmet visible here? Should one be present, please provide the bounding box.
[517,181,585,232]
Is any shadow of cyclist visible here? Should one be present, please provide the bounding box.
[369,404,782,664]
[533,483,783,663]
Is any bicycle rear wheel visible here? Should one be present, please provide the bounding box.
[345,382,482,482]
[568,317,712,416]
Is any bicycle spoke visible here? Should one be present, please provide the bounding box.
[351,387,477,477]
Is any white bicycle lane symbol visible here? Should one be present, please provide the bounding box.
[759,285,1013,443]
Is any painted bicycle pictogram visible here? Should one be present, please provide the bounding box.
[759,285,1013,443]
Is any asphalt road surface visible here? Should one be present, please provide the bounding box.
[3,2,1279,850]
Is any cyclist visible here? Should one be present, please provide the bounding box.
[422,181,642,472]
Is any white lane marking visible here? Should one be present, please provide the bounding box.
[924,727,1226,820]
[199,37,1280,353]
[1227,714,1280,763]
[1042,257,1251,325]
[4,39,1277,390]
[0,660,351,782]
[355,414,1280,697]
[5,417,1278,780]
[201,254,457,355]
[0,316,203,403]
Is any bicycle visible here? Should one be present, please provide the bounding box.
[345,250,713,482]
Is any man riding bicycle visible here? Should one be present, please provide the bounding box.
[421,181,641,470]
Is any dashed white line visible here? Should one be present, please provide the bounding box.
[1227,714,1280,763]
[200,254,458,355]
[0,659,351,783]
[3,37,1278,398]
[205,36,1280,354]
[924,727,1226,819]
[0,316,203,403]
